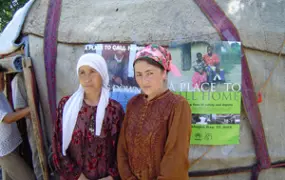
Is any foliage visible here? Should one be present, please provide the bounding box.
[0,0,28,32]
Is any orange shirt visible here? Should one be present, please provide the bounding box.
[203,53,220,66]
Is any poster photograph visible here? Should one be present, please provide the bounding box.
[84,43,142,111]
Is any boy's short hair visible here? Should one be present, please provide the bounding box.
[0,64,8,73]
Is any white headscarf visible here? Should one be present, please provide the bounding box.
[62,53,109,156]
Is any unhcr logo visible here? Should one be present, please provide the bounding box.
[194,133,202,141]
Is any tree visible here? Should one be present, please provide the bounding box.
[0,0,28,32]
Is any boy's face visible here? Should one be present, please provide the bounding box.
[0,72,5,92]
[197,54,202,60]
[115,50,125,59]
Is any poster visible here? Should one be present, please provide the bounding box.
[168,41,242,145]
[84,41,242,145]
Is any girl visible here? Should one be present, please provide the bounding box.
[118,45,191,180]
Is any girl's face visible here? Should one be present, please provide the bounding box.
[134,60,166,98]
[78,65,102,94]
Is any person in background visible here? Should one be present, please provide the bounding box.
[52,53,124,180]
[11,72,43,180]
[203,45,225,83]
[203,45,220,67]
[0,65,35,180]
[192,52,207,88]
[106,49,129,86]
[117,44,191,180]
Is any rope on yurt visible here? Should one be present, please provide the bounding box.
[189,146,214,168]
[192,0,271,179]
[44,0,62,178]
[258,39,285,94]
[44,0,62,125]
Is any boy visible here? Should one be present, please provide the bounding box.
[0,65,35,180]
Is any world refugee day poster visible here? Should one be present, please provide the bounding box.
[84,41,242,145]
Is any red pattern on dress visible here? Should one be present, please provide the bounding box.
[52,96,124,180]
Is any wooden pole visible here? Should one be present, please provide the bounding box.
[22,57,49,180]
